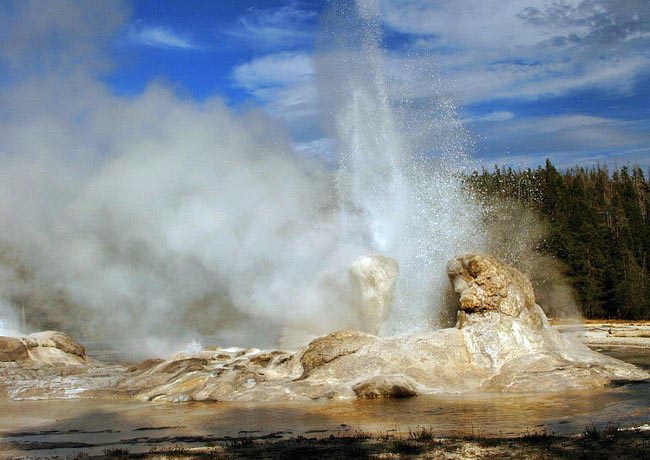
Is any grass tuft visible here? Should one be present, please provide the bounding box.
[102,447,130,457]
[408,426,435,441]
[520,428,555,445]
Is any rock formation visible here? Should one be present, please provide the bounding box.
[112,253,647,402]
[299,330,376,379]
[1,253,648,402]
[277,254,399,347]
[444,253,644,390]
[0,331,86,365]
[349,254,399,334]
[0,336,29,362]
[0,331,89,398]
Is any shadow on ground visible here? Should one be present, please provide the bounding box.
[1,404,649,460]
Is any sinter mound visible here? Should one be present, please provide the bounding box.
[0,253,647,402]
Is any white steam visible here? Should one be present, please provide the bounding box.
[0,299,22,337]
[0,78,369,353]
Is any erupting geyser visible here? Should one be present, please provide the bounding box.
[0,0,486,353]
[324,0,486,334]
[0,0,648,433]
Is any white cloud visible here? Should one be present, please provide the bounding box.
[226,1,649,167]
[497,115,645,142]
[470,113,650,168]
[465,111,515,123]
[232,52,318,124]
[379,0,650,104]
[383,0,567,49]
[233,52,313,90]
[431,54,649,105]
[130,24,199,50]
[221,2,319,131]
[225,1,316,49]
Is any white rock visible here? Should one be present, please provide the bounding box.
[349,254,399,335]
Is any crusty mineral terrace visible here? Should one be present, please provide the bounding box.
[0,253,648,402]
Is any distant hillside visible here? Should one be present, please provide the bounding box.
[466,160,649,320]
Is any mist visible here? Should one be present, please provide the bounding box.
[0,76,372,354]
[0,1,365,354]
[478,198,582,320]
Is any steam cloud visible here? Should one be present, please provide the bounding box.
[0,1,367,354]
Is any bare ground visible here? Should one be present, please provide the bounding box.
[42,425,650,460]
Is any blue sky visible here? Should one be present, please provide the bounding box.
[108,1,323,104]
[3,0,650,169]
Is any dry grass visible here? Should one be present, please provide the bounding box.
[70,424,650,460]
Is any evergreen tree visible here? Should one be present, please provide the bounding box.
[466,160,650,319]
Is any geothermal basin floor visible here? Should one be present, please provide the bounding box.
[0,345,648,459]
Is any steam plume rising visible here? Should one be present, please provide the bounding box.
[0,1,366,354]
[0,75,370,353]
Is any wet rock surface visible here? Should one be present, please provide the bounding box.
[1,253,648,402]
[352,374,418,399]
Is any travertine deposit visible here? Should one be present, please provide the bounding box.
[1,254,647,402]
[0,331,85,366]
[349,254,399,334]
[555,321,650,348]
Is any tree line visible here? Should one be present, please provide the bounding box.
[465,159,649,320]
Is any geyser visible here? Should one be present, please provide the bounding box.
[321,0,486,334]
[0,0,487,355]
